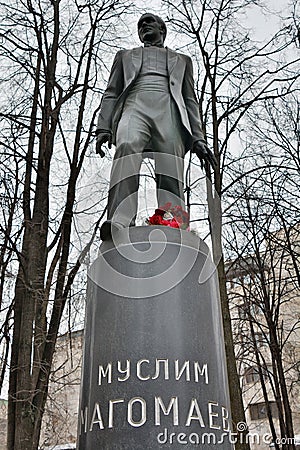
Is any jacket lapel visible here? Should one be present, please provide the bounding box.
[167,47,178,74]
[131,47,143,79]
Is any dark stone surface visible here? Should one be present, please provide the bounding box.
[77,226,233,449]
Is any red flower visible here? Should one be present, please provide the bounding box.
[169,219,180,228]
[147,203,190,230]
[175,216,183,225]
[148,214,164,225]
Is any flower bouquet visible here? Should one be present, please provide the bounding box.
[147,202,190,230]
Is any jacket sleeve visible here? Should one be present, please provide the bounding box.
[96,50,124,133]
[182,55,205,144]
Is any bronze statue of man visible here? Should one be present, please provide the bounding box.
[96,13,216,240]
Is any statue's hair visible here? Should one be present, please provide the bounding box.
[138,14,167,42]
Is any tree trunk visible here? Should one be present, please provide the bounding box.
[207,170,249,448]
[217,257,249,448]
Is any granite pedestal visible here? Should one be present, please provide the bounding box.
[77,226,233,449]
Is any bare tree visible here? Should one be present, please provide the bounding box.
[226,92,300,449]
[0,0,131,448]
[161,0,299,444]
[0,131,23,394]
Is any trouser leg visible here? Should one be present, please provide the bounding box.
[155,154,185,209]
[107,100,151,227]
[107,160,141,227]
[152,98,186,211]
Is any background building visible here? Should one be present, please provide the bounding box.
[226,227,300,449]
[40,330,83,450]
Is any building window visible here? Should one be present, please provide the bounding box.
[244,366,271,384]
[254,332,268,347]
[244,366,260,383]
[249,402,279,420]
[238,305,248,320]
[238,302,262,320]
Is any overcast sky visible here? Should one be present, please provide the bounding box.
[125,0,296,47]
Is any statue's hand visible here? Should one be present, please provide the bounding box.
[96,131,112,158]
[192,140,217,171]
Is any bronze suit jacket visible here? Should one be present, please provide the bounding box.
[97,47,204,152]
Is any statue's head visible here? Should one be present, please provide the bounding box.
[138,13,167,45]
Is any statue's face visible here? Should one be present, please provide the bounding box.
[138,14,164,44]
